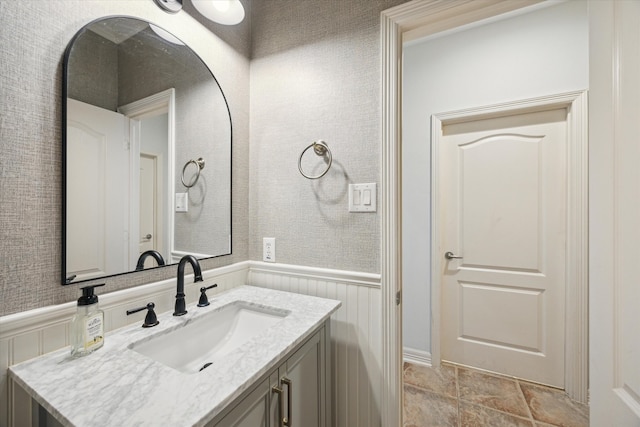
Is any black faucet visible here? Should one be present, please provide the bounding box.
[135,250,166,271]
[173,255,203,316]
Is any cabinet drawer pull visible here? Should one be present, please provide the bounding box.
[272,385,285,427]
[281,377,292,426]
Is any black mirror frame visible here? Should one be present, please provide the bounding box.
[61,16,233,285]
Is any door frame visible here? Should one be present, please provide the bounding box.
[139,151,164,258]
[430,91,588,398]
[380,1,597,425]
[118,88,176,270]
[588,1,640,424]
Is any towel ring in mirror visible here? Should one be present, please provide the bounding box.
[181,157,205,188]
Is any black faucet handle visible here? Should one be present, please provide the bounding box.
[197,284,218,307]
[126,302,160,328]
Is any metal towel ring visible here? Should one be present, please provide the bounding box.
[181,157,205,188]
[298,140,332,179]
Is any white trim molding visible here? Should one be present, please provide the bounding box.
[380,7,403,427]
[403,348,432,368]
[588,0,640,423]
[250,261,381,288]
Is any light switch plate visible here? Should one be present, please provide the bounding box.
[175,193,188,212]
[349,183,376,212]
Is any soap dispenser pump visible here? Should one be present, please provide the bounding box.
[71,283,105,357]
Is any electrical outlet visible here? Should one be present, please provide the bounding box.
[263,237,275,262]
[175,193,188,212]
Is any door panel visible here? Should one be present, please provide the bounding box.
[66,98,127,281]
[460,134,541,271]
[441,108,567,387]
[460,282,542,352]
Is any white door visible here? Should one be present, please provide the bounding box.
[139,153,157,266]
[66,99,128,281]
[440,107,567,388]
[590,0,640,424]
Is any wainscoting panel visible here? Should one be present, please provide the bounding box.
[0,262,249,427]
[248,262,383,427]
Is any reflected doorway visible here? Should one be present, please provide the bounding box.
[119,89,175,270]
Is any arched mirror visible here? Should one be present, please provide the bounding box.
[62,16,232,285]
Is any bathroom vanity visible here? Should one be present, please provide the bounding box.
[9,286,340,426]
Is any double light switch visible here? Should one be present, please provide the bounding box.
[349,183,376,212]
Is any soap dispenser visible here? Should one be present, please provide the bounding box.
[71,283,105,357]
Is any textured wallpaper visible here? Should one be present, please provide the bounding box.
[0,0,406,316]
[249,0,406,273]
[67,29,118,110]
[0,0,250,316]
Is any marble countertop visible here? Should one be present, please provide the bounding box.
[9,285,341,427]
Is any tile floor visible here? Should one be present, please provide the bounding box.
[403,362,589,427]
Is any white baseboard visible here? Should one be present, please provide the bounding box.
[403,347,432,367]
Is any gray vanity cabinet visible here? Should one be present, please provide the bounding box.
[211,323,329,427]
[210,373,278,427]
[277,330,324,427]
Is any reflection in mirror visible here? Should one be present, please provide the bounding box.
[63,17,231,285]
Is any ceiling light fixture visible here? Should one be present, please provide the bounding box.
[152,0,245,26]
[191,0,245,25]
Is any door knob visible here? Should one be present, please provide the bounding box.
[444,251,463,260]
[145,234,152,239]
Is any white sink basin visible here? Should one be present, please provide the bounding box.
[130,301,289,373]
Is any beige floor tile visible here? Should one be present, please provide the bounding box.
[402,362,590,427]
[460,401,534,427]
[458,367,530,418]
[519,382,589,427]
[404,384,459,427]
[403,362,458,398]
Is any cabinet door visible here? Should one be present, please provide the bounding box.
[210,325,327,427]
[215,374,276,427]
[279,330,325,427]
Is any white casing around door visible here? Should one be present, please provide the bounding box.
[589,0,640,424]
